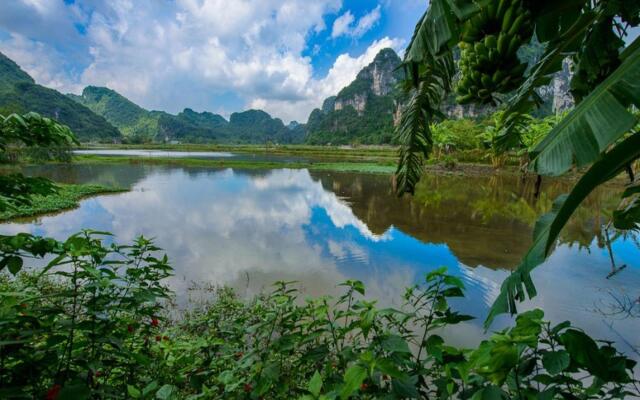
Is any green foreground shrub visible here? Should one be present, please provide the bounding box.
[0,232,638,399]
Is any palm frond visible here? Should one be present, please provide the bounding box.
[395,55,454,196]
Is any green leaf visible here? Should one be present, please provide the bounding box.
[6,256,23,275]
[381,335,411,354]
[155,384,178,400]
[559,329,604,371]
[395,56,454,195]
[308,371,323,397]
[58,384,90,400]
[391,375,419,398]
[542,351,570,375]
[486,132,640,327]
[405,0,481,62]
[127,385,142,399]
[340,365,367,399]
[497,11,597,149]
[143,381,159,397]
[471,386,508,400]
[530,38,640,176]
[613,183,640,231]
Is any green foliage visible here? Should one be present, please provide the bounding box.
[487,132,640,324]
[395,0,640,326]
[0,112,77,212]
[530,43,640,176]
[432,118,484,151]
[1,253,637,399]
[395,57,455,194]
[68,86,160,141]
[228,109,301,144]
[305,97,397,145]
[0,183,125,221]
[0,112,76,151]
[68,86,306,144]
[0,53,121,143]
[0,232,173,399]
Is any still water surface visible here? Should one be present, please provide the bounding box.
[2,163,639,357]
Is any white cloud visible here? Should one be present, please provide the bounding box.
[353,5,381,38]
[331,6,381,39]
[331,11,355,39]
[0,0,401,123]
[249,36,404,122]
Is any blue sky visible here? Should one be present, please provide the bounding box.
[0,0,425,123]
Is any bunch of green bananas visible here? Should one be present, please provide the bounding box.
[455,0,533,105]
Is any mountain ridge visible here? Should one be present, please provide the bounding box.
[0,52,122,143]
[305,48,404,145]
[68,86,305,144]
[305,46,575,145]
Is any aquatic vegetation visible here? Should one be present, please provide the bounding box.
[0,183,125,221]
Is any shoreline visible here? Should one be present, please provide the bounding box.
[0,184,126,222]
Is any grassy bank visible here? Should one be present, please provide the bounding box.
[79,143,400,163]
[71,154,399,174]
[77,143,522,165]
[0,183,126,221]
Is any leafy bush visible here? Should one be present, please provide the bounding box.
[0,232,173,398]
[1,236,637,399]
[431,118,485,152]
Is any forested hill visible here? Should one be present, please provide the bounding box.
[69,86,305,144]
[0,52,121,143]
[305,46,574,145]
[305,48,404,145]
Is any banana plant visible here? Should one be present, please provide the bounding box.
[394,0,640,326]
[486,38,640,326]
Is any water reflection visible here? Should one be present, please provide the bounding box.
[3,164,639,356]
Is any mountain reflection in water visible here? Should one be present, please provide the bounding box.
[2,164,639,355]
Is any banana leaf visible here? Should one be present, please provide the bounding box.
[404,0,482,63]
[486,132,640,328]
[495,11,598,149]
[529,38,640,176]
[613,183,640,231]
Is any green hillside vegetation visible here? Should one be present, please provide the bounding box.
[0,53,121,143]
[305,49,404,145]
[306,42,565,146]
[306,95,398,145]
[68,86,305,144]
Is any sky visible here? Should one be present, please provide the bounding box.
[0,0,425,123]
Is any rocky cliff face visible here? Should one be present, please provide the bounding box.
[332,48,402,115]
[305,48,403,144]
[306,46,576,144]
[334,94,368,114]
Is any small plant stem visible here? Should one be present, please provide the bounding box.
[58,259,80,382]
[415,280,441,365]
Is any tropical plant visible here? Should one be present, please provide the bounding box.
[0,112,76,212]
[394,0,640,325]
